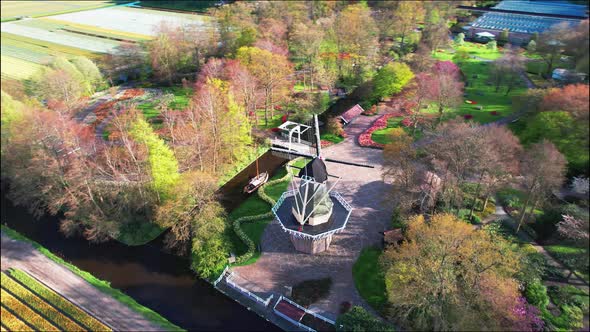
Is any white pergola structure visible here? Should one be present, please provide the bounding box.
[278,121,311,146]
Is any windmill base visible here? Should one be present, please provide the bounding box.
[289,234,333,254]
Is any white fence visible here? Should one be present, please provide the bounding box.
[273,295,336,332]
[213,265,229,287]
[226,272,274,307]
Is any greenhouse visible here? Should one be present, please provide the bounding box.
[470,12,580,34]
[493,1,588,18]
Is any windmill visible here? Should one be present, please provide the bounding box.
[270,115,373,254]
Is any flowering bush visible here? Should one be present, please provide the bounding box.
[490,111,498,116]
[321,140,334,148]
[281,114,288,123]
[121,88,144,99]
[401,118,412,127]
[362,105,378,115]
[511,297,544,332]
[464,114,473,120]
[358,112,402,149]
[274,105,282,111]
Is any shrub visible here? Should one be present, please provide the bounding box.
[292,278,332,307]
[487,40,497,51]
[336,306,394,332]
[463,114,473,120]
[525,280,549,309]
[547,285,589,312]
[326,117,345,137]
[454,33,465,46]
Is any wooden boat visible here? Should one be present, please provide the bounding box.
[244,171,268,194]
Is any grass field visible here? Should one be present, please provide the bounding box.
[0,54,43,80]
[352,247,387,313]
[371,116,425,144]
[1,1,115,22]
[544,244,589,283]
[431,53,527,123]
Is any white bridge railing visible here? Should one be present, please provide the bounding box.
[226,273,274,307]
[213,265,229,287]
[273,295,336,332]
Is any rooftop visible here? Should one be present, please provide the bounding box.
[493,0,588,18]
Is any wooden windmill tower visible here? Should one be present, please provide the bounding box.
[270,115,372,254]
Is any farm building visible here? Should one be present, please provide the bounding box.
[465,0,588,45]
[339,104,365,125]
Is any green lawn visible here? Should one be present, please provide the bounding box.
[255,110,282,130]
[371,117,423,144]
[455,41,503,60]
[320,133,344,144]
[432,46,527,124]
[352,247,387,313]
[544,244,589,283]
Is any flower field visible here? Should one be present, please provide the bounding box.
[51,6,213,37]
[1,269,111,331]
[1,1,113,22]
[0,54,43,80]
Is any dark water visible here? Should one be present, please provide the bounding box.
[0,152,287,331]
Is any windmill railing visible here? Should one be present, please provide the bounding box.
[272,190,352,240]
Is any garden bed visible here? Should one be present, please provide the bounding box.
[358,113,402,149]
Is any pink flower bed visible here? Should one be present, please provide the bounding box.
[358,112,402,149]
[321,140,334,148]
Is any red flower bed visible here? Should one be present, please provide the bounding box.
[321,140,334,148]
[358,112,402,149]
[401,117,412,127]
[281,114,288,123]
[490,111,498,116]
[270,127,280,132]
[464,114,473,120]
[121,88,144,100]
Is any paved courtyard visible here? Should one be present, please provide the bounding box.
[233,115,393,320]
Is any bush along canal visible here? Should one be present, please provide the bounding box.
[0,153,288,331]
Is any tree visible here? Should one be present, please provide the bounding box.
[70,56,105,94]
[372,62,414,102]
[426,61,464,122]
[541,84,589,121]
[210,1,256,55]
[499,29,510,44]
[409,43,435,73]
[386,1,425,54]
[381,213,527,331]
[454,32,465,46]
[236,46,293,126]
[535,23,568,76]
[383,128,433,214]
[564,19,589,74]
[467,125,522,221]
[487,40,497,51]
[334,3,378,81]
[422,2,453,52]
[520,111,588,176]
[489,46,525,95]
[336,306,394,332]
[527,40,537,53]
[130,117,180,201]
[190,201,228,279]
[517,141,567,232]
[290,22,324,90]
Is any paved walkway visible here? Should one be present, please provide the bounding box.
[233,115,392,320]
[1,232,164,331]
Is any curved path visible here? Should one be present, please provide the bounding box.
[0,232,164,331]
[232,115,392,320]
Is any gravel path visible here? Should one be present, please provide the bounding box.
[0,232,165,331]
[232,115,393,320]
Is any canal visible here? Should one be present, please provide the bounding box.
[0,151,288,331]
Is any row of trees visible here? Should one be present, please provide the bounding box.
[384,119,567,227]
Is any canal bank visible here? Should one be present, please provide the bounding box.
[0,192,277,331]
